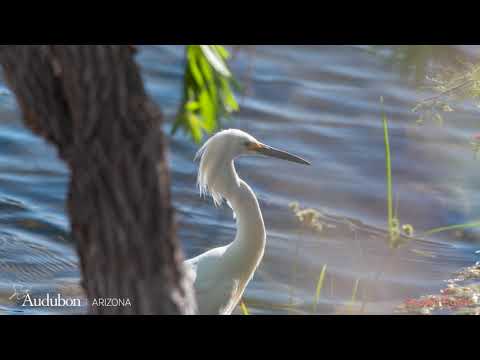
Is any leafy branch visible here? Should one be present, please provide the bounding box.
[172,45,241,143]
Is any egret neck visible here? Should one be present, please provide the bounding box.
[220,160,266,276]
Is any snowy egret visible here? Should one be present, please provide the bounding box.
[184,129,310,315]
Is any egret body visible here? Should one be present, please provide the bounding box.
[184,129,310,315]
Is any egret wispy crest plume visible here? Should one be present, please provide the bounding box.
[185,129,310,315]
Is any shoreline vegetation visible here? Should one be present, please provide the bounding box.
[242,107,479,316]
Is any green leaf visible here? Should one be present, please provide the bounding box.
[199,90,216,132]
[198,54,218,114]
[213,45,230,60]
[200,45,231,77]
[187,46,205,87]
[187,86,196,102]
[220,77,239,112]
[185,101,200,112]
[198,50,214,84]
[188,113,203,143]
[231,76,244,93]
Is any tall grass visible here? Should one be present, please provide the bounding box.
[240,301,250,315]
[382,105,413,248]
[289,235,301,305]
[313,264,328,312]
[382,105,395,248]
[351,279,360,304]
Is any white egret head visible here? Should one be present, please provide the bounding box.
[195,129,310,206]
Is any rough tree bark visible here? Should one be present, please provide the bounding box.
[0,45,196,314]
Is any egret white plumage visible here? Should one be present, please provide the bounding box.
[184,129,310,315]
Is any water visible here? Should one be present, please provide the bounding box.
[0,45,479,315]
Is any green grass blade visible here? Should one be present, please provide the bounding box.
[360,282,368,313]
[313,264,328,313]
[423,221,480,236]
[240,301,249,315]
[289,242,300,305]
[382,109,395,247]
[351,279,360,303]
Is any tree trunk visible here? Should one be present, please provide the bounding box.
[0,45,196,314]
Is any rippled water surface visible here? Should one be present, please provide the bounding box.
[1,45,479,314]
